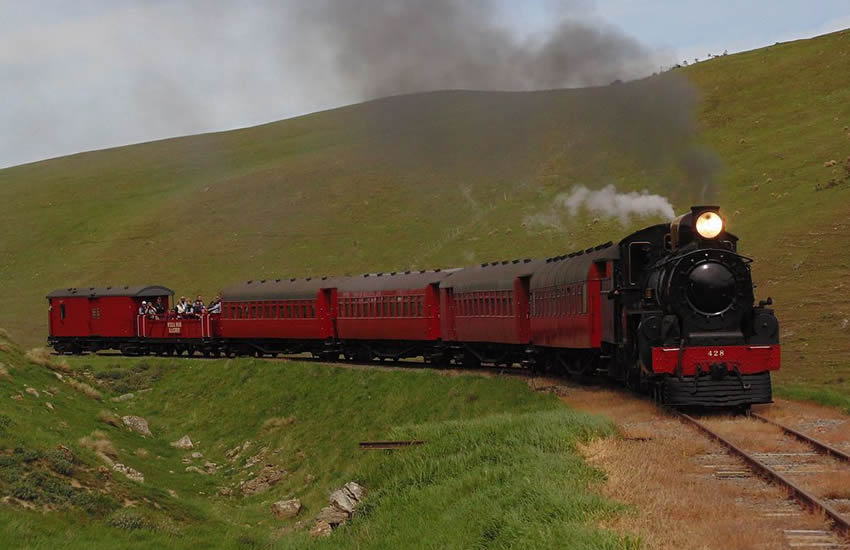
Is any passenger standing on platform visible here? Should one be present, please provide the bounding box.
[154,297,165,314]
[176,296,189,315]
[193,295,205,314]
[138,301,148,315]
[208,295,222,314]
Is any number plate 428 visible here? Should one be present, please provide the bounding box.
[707,349,725,358]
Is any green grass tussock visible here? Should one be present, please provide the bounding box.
[276,410,631,550]
[24,348,70,373]
[774,384,850,414]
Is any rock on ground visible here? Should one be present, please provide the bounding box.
[122,416,152,437]
[329,489,357,514]
[344,481,366,502]
[310,520,332,538]
[25,387,39,398]
[316,505,349,526]
[271,498,301,519]
[111,393,134,402]
[240,464,287,496]
[311,481,367,534]
[171,435,194,449]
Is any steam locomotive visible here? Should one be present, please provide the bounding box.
[47,205,779,407]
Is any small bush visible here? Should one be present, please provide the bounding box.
[108,510,149,530]
[0,364,9,379]
[46,450,74,476]
[1,465,24,483]
[11,480,39,501]
[15,447,42,463]
[36,474,74,503]
[72,491,119,517]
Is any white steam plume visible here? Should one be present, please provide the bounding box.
[555,184,675,225]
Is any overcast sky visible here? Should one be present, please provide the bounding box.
[2,1,848,168]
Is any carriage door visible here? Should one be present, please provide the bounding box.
[88,297,101,336]
[321,288,338,339]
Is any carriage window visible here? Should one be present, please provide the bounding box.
[311,304,315,318]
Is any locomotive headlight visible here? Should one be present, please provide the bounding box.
[695,211,724,239]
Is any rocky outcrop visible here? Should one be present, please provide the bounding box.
[271,498,301,519]
[310,481,366,536]
[240,464,287,496]
[171,435,194,449]
[121,416,152,437]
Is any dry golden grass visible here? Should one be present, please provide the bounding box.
[702,417,811,453]
[97,409,122,427]
[559,384,837,550]
[0,364,9,380]
[757,398,850,448]
[135,448,150,458]
[262,415,297,431]
[579,435,823,550]
[79,430,117,459]
[66,378,102,401]
[808,470,850,500]
[25,347,71,373]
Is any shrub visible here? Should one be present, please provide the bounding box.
[15,447,41,463]
[72,492,119,517]
[11,480,39,501]
[37,475,74,503]
[46,450,74,476]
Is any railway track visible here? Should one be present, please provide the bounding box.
[675,411,850,542]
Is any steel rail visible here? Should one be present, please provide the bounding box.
[750,412,850,463]
[675,412,850,539]
[359,440,426,450]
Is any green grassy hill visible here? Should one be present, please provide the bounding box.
[1,29,849,397]
[0,331,628,548]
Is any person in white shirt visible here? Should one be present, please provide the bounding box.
[176,296,189,315]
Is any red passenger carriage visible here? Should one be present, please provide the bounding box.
[335,270,452,361]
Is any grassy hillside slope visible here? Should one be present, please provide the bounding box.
[1,30,848,394]
[0,332,628,548]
